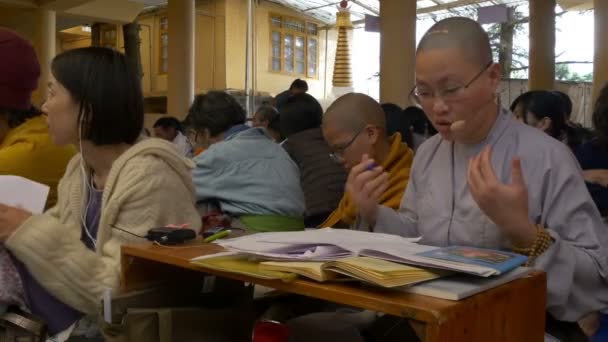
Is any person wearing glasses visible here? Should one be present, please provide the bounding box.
[320,93,413,229]
[347,17,607,339]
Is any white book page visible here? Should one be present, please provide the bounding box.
[254,229,420,253]
[0,175,50,214]
[218,230,497,276]
[217,229,422,261]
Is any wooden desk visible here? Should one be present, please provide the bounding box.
[122,243,546,341]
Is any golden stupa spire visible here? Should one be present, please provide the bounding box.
[332,0,353,88]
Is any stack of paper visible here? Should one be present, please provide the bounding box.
[215,229,527,277]
[259,257,447,287]
[258,260,339,282]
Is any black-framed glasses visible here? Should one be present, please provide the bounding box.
[329,128,363,163]
[409,61,493,107]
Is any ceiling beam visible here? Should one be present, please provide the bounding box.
[350,0,378,15]
[556,0,593,11]
[0,0,37,8]
[417,0,484,14]
[302,1,340,12]
[63,0,144,24]
[37,0,94,11]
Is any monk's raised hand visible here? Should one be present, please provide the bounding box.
[467,146,536,248]
[346,154,389,226]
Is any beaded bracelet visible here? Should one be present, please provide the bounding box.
[512,225,554,266]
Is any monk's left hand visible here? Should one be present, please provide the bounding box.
[467,146,536,248]
[0,204,31,241]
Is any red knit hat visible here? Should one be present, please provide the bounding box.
[0,28,41,111]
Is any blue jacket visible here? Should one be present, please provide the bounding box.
[193,127,305,216]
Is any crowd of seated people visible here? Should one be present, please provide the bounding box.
[511,90,593,151]
[1,15,607,341]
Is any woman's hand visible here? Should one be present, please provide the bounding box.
[582,169,608,187]
[0,204,32,241]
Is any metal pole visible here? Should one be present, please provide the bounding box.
[245,0,253,117]
[324,28,329,99]
[251,0,257,116]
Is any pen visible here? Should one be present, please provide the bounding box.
[366,162,378,171]
[204,229,231,243]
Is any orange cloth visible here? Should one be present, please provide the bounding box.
[320,133,413,227]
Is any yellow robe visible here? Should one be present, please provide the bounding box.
[321,133,413,228]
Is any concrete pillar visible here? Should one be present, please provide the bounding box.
[123,22,143,80]
[91,22,101,46]
[593,0,608,101]
[528,0,555,90]
[32,9,56,105]
[167,0,195,118]
[379,0,416,108]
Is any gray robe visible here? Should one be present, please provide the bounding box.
[359,107,608,322]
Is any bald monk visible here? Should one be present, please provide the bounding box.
[320,93,413,228]
[347,17,608,339]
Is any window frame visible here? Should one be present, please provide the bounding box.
[268,13,319,79]
[100,24,117,49]
[158,15,169,75]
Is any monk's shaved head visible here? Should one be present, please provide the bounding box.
[324,93,386,134]
[417,17,492,67]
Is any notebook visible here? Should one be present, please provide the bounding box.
[415,246,528,275]
[259,256,447,287]
[400,267,532,300]
[216,229,528,277]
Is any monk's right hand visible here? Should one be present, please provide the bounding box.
[346,154,389,227]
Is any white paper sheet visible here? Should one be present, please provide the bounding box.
[0,175,50,214]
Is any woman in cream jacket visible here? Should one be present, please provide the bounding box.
[0,47,200,336]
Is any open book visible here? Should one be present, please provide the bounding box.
[259,257,447,287]
[190,253,446,288]
[216,229,527,277]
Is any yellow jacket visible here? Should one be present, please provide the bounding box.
[0,116,75,208]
